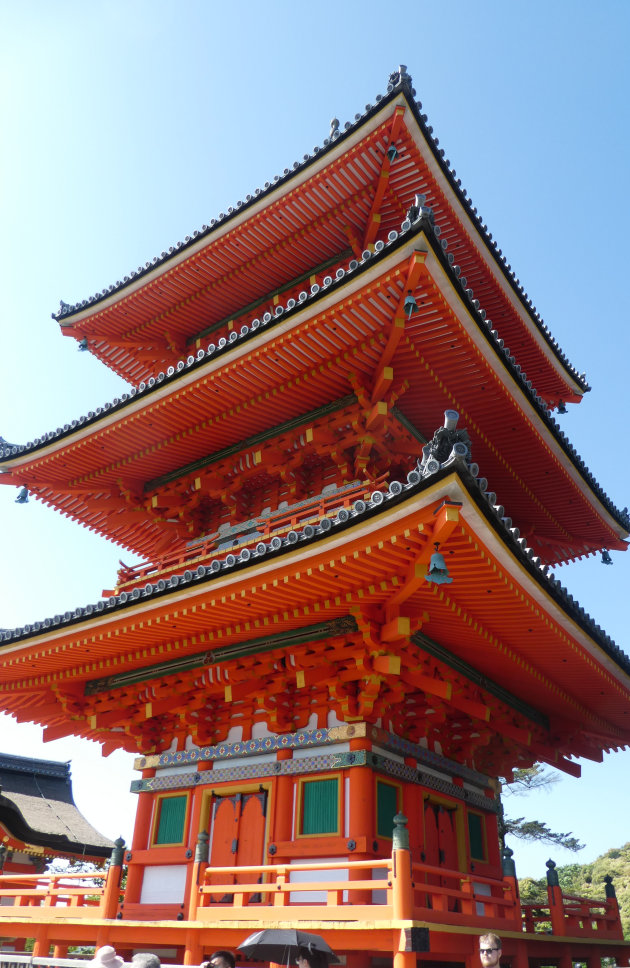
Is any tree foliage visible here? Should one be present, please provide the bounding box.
[499,765,584,852]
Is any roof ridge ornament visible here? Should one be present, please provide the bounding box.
[387,65,415,96]
[418,410,472,479]
[406,193,434,224]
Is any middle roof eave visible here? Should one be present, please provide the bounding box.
[8,224,629,559]
[1,467,629,743]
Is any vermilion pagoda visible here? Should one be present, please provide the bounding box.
[0,67,629,968]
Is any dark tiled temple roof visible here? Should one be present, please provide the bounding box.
[4,213,628,535]
[1,451,629,683]
[0,752,113,857]
[50,67,588,394]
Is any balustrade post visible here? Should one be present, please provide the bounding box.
[501,847,521,925]
[186,830,209,920]
[545,860,565,936]
[603,874,624,939]
[99,837,126,919]
[273,866,288,907]
[460,878,474,916]
[391,814,416,968]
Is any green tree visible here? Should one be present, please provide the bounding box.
[499,765,585,852]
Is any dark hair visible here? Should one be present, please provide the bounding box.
[296,949,327,968]
[208,952,235,968]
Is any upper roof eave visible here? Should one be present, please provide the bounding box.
[51,70,588,395]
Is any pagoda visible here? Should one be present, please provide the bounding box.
[0,67,629,968]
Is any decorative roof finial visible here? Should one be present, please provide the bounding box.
[417,410,472,479]
[329,118,340,140]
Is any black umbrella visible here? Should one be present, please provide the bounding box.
[237,929,339,964]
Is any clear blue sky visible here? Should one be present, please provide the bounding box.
[0,1,629,880]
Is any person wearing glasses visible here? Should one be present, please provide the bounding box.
[479,934,502,967]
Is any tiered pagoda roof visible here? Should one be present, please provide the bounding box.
[0,67,628,782]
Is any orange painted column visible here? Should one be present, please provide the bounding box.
[31,929,49,958]
[271,749,293,861]
[557,946,572,968]
[347,750,373,917]
[183,930,203,966]
[348,740,374,841]
[391,814,415,968]
[132,769,156,848]
[126,768,155,905]
[402,756,421,859]
[510,941,529,968]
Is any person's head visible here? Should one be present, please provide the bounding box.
[132,954,161,968]
[206,951,235,968]
[90,947,124,968]
[479,934,502,968]
[296,948,327,968]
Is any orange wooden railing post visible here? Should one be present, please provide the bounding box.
[186,829,209,920]
[545,860,566,936]
[391,814,417,968]
[273,866,287,907]
[603,874,624,939]
[99,837,125,919]
[501,847,522,926]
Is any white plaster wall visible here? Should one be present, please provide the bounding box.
[140,864,187,903]
[289,858,348,903]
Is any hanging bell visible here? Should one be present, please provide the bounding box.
[404,291,418,318]
[15,487,29,504]
[557,400,567,414]
[425,542,453,584]
[387,144,398,163]
[601,549,613,565]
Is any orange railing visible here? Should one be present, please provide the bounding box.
[0,870,108,916]
[0,853,622,945]
[0,856,516,929]
[114,479,386,592]
[521,889,623,939]
[410,862,521,927]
